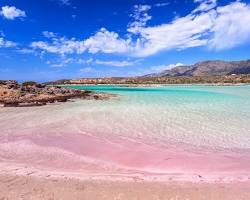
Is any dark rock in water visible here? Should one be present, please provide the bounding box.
[18,102,47,107]
[4,101,19,107]
[56,96,67,102]
[48,99,55,103]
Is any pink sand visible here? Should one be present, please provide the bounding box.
[1,131,250,182]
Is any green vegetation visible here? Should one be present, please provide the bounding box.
[22,81,38,86]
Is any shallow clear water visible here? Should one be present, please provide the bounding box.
[66,85,250,149]
[1,85,250,177]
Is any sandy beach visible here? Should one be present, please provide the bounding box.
[1,85,250,199]
[1,126,250,199]
[2,0,250,197]
[1,172,250,200]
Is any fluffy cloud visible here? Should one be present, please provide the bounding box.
[31,36,85,55]
[31,29,130,56]
[0,6,26,20]
[151,63,184,73]
[193,0,217,12]
[130,1,250,56]
[30,1,250,58]
[0,31,17,48]
[48,58,73,67]
[95,59,136,67]
[80,67,96,73]
[131,11,215,56]
[154,2,169,7]
[16,48,36,54]
[0,37,17,48]
[77,58,93,64]
[42,31,57,38]
[34,31,84,57]
[84,28,130,54]
[141,63,184,75]
[128,5,152,34]
[209,1,250,50]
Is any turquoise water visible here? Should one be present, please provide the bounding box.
[65,85,250,149]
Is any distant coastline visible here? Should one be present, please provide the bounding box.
[47,74,250,86]
[60,82,249,87]
[42,59,250,86]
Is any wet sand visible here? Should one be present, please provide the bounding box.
[1,172,250,200]
[0,132,250,199]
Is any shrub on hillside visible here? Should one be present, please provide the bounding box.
[22,81,38,86]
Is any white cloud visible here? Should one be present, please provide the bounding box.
[30,1,250,58]
[31,36,86,55]
[154,2,170,7]
[77,58,93,64]
[129,1,250,56]
[0,36,17,48]
[17,48,35,54]
[130,11,215,56]
[95,59,136,67]
[42,31,57,38]
[209,1,250,50]
[151,63,184,73]
[47,57,73,67]
[141,63,184,75]
[193,0,217,12]
[128,5,152,34]
[0,6,26,20]
[84,28,130,54]
[32,28,130,56]
[80,67,96,73]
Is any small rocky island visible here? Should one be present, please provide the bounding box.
[0,80,112,107]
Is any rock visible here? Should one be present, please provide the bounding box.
[18,102,46,107]
[56,96,67,102]
[4,101,19,107]
[0,80,114,107]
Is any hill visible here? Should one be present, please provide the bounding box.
[144,60,250,77]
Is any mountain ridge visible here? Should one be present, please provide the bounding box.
[143,59,250,77]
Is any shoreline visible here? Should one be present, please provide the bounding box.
[60,83,249,87]
[1,169,250,200]
[1,129,250,184]
[1,160,250,199]
[1,162,250,184]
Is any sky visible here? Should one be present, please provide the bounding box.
[0,0,250,82]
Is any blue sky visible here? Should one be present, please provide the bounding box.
[0,0,250,82]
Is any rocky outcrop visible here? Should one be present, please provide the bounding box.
[0,81,114,107]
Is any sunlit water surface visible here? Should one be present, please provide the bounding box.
[64,85,250,149]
